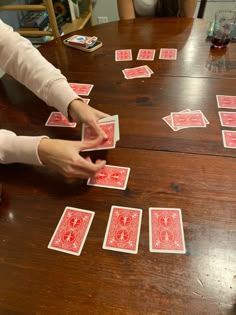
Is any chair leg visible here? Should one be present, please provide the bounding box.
[197,0,207,18]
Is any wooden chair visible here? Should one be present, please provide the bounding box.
[197,0,207,18]
[0,0,60,38]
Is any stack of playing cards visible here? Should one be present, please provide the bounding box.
[216,95,236,149]
[81,115,120,151]
[122,65,154,80]
[48,206,186,256]
[163,109,209,131]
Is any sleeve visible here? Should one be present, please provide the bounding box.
[0,130,48,165]
[0,19,79,118]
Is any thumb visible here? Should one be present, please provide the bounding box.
[80,136,104,151]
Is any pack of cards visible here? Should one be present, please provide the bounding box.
[69,83,94,96]
[48,207,95,256]
[45,112,76,128]
[87,165,130,190]
[159,48,177,60]
[122,65,153,79]
[163,109,209,131]
[103,206,142,254]
[81,115,120,151]
[149,208,186,254]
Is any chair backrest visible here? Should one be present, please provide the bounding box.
[197,0,207,18]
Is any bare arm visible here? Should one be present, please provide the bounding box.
[117,0,135,20]
[182,0,197,17]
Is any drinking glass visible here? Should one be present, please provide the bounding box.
[211,10,236,48]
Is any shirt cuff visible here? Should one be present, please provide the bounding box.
[46,79,83,119]
[0,134,49,166]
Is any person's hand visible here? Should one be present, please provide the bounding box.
[38,137,106,179]
[68,99,109,140]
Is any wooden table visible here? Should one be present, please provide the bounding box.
[0,18,236,315]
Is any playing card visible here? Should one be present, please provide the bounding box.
[99,115,120,141]
[122,65,151,79]
[219,111,236,127]
[45,112,76,127]
[162,109,191,131]
[87,165,130,190]
[48,207,94,256]
[216,95,236,109]
[222,130,236,148]
[137,49,156,61]
[103,206,142,254]
[115,49,132,61]
[171,112,206,128]
[159,48,177,60]
[149,208,186,254]
[81,120,117,151]
[69,83,94,96]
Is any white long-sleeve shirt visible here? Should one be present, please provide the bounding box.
[0,19,79,165]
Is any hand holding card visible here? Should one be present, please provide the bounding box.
[81,115,120,151]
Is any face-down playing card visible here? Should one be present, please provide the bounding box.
[87,165,130,190]
[103,206,142,254]
[48,207,94,256]
[149,208,186,254]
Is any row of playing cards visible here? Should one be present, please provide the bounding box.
[163,109,209,131]
[115,48,177,61]
[48,206,186,256]
[82,114,120,151]
[216,95,236,149]
[122,65,153,79]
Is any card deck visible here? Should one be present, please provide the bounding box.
[87,165,130,190]
[219,111,236,127]
[69,83,94,96]
[81,115,119,151]
[137,49,156,61]
[103,206,142,254]
[48,207,94,256]
[45,112,76,127]
[115,49,132,61]
[159,48,177,60]
[149,208,186,254]
[216,95,236,109]
[222,130,236,149]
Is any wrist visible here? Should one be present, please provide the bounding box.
[68,99,84,122]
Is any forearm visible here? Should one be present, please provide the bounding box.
[0,130,48,165]
[117,0,135,20]
[182,0,197,17]
[0,20,79,118]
